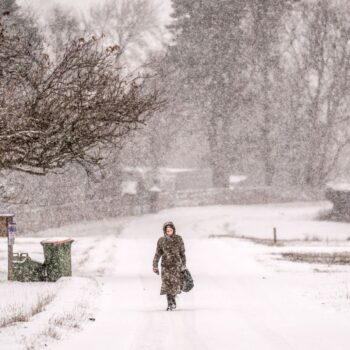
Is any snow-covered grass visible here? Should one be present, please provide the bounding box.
[0,284,55,327]
[279,251,350,265]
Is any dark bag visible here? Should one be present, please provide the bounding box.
[181,268,194,292]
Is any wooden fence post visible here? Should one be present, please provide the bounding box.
[273,227,277,244]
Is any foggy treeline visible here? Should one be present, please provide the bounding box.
[153,0,350,188]
[1,0,350,209]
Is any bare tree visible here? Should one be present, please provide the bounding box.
[0,18,164,176]
[284,0,350,186]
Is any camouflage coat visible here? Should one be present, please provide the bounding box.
[153,233,186,295]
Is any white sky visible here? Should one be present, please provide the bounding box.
[17,0,173,68]
[18,0,99,16]
[18,0,173,24]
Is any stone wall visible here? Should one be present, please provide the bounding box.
[156,186,324,211]
[10,197,148,234]
[324,187,350,221]
[12,186,324,234]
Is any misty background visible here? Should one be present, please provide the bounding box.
[1,0,350,231]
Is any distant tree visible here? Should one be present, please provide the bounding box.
[0,0,18,15]
[284,0,350,187]
[46,5,81,57]
[119,53,197,172]
[239,0,295,186]
[166,0,248,187]
[0,18,164,176]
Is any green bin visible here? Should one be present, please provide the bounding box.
[41,238,74,282]
[13,253,44,282]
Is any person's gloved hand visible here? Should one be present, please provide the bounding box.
[153,267,159,275]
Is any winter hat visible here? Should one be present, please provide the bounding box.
[163,221,176,234]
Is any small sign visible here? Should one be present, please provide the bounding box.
[8,221,16,245]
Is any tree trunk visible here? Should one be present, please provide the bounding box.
[207,114,231,188]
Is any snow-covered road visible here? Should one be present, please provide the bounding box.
[3,203,350,349]
[49,208,350,350]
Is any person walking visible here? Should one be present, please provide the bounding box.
[153,221,187,311]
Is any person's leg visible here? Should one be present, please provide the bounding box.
[166,294,172,310]
[170,294,176,309]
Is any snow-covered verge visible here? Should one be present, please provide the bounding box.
[0,228,121,349]
[256,242,350,313]
[0,277,98,350]
[2,201,350,349]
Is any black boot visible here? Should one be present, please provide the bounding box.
[166,294,176,310]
